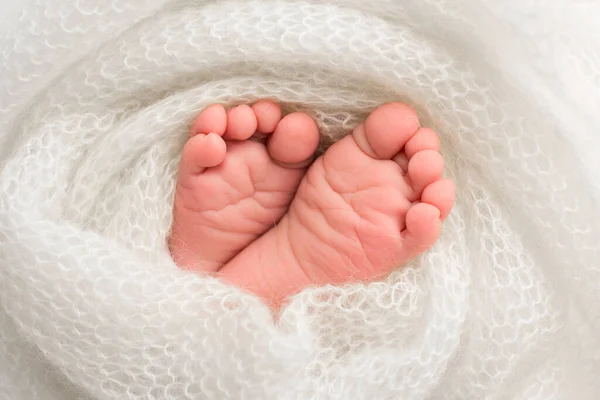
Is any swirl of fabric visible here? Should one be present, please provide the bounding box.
[0,0,599,399]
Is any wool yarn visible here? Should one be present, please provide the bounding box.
[1,0,599,398]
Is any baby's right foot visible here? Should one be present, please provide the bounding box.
[169,101,319,272]
[219,103,455,307]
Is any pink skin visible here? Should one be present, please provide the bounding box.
[169,101,320,272]
[170,102,455,309]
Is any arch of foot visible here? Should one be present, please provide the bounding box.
[0,0,599,399]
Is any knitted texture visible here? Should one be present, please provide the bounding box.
[1,0,599,399]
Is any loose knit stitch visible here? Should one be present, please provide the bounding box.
[1,0,599,399]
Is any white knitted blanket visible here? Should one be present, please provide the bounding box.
[1,0,599,399]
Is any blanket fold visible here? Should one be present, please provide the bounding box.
[1,0,599,398]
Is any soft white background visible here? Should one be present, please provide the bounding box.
[0,1,23,18]
[0,1,29,33]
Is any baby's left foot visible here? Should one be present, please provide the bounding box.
[169,101,319,272]
[219,103,455,307]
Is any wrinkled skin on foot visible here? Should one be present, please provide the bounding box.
[218,103,455,308]
[169,101,319,272]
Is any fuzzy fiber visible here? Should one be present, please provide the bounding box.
[1,0,599,399]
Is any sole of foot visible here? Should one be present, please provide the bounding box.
[219,102,455,308]
[169,101,320,272]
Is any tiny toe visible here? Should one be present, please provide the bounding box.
[224,105,258,140]
[180,133,226,175]
[402,202,442,254]
[191,104,227,136]
[268,112,320,167]
[252,100,282,134]
[421,179,455,220]
[407,149,444,199]
[405,128,441,159]
[353,103,420,160]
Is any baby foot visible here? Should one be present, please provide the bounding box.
[169,101,319,272]
[219,103,455,307]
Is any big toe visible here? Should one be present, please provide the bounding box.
[267,112,320,168]
[353,103,420,160]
